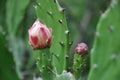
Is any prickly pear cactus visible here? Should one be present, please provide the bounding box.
[88,0,120,80]
[35,49,53,80]
[34,0,70,80]
[73,54,88,79]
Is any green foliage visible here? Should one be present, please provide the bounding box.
[0,33,19,80]
[6,0,30,34]
[0,0,6,27]
[5,0,31,79]
[8,35,26,79]
[88,0,120,80]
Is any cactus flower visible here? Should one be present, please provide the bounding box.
[28,19,52,50]
[75,43,88,55]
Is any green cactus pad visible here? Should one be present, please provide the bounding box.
[88,0,120,80]
[35,0,69,74]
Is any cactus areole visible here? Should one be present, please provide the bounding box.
[28,19,52,50]
[75,43,88,55]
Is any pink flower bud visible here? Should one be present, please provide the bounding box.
[28,19,52,50]
[75,43,88,55]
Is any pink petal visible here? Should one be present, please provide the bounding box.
[30,36,38,45]
[40,27,48,40]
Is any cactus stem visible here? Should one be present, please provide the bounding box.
[47,11,52,16]
[65,28,71,71]
[58,20,63,24]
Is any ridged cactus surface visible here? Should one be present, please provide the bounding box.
[88,0,120,80]
[35,0,69,73]
[73,54,88,79]
[35,0,70,79]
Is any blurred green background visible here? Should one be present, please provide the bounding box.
[0,0,110,80]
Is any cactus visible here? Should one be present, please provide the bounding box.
[73,54,88,79]
[73,43,89,79]
[33,0,120,80]
[34,0,71,79]
[88,0,120,80]
[35,49,53,80]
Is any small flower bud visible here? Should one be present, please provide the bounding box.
[75,43,88,55]
[28,19,52,50]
